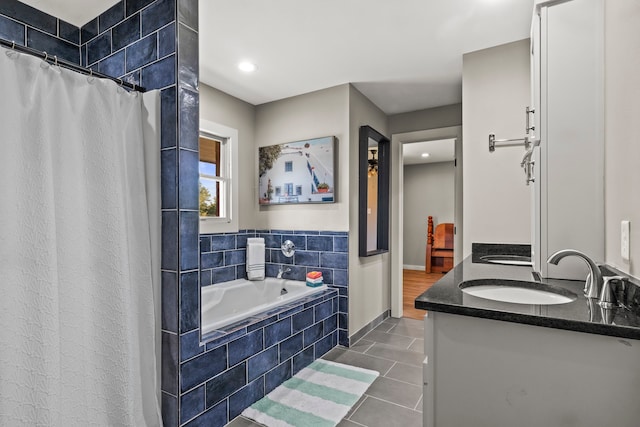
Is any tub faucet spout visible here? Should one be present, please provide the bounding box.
[547,249,603,299]
[277,265,291,279]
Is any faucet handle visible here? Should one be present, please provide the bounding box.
[598,276,626,309]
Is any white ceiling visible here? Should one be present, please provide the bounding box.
[20,0,119,27]
[403,139,456,165]
[21,0,534,115]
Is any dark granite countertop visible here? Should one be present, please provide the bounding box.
[415,254,640,341]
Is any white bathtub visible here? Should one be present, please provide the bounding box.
[201,278,328,335]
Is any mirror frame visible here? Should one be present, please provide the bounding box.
[359,125,390,257]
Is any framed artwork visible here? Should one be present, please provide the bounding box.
[258,136,336,205]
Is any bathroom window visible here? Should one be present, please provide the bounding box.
[284,161,293,172]
[296,185,302,196]
[199,120,238,234]
[284,183,294,196]
[275,187,282,196]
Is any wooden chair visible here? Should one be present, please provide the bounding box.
[425,216,454,273]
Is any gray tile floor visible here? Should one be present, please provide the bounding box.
[227,317,425,427]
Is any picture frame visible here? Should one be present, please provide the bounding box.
[258,136,336,205]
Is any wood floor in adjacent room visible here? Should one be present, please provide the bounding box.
[403,269,444,320]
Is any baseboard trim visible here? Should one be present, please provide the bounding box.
[403,264,425,271]
[349,309,391,345]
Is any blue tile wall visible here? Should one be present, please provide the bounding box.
[200,229,350,350]
[0,1,81,63]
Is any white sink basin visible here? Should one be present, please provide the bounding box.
[459,279,577,305]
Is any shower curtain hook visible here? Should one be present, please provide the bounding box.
[44,52,48,62]
[11,41,15,49]
[54,55,58,66]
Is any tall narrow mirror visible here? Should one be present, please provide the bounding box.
[359,125,390,257]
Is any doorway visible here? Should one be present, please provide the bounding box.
[390,126,463,319]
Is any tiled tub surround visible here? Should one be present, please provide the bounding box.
[200,229,350,346]
[180,288,339,426]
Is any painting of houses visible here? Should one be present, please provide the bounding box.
[258,136,335,205]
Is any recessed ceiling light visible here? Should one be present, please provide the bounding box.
[238,61,257,73]
[421,153,430,158]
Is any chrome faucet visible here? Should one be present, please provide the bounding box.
[547,249,603,299]
[277,265,291,279]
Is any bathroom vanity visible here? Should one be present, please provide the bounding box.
[415,252,640,427]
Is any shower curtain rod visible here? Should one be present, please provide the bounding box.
[0,38,145,92]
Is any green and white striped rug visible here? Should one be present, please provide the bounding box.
[242,359,379,427]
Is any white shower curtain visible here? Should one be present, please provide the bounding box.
[0,47,162,426]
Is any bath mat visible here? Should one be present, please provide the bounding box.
[242,359,379,427]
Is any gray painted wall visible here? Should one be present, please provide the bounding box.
[462,39,531,256]
[389,103,462,135]
[403,161,455,267]
[604,0,640,277]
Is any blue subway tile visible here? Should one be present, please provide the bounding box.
[58,20,79,44]
[180,271,199,333]
[228,329,264,366]
[292,308,313,334]
[178,0,198,30]
[158,22,175,57]
[180,211,199,271]
[179,148,199,210]
[333,269,348,286]
[211,234,236,251]
[314,300,333,322]
[86,30,111,65]
[162,392,178,427]
[270,229,293,234]
[142,54,175,89]
[314,334,334,359]
[161,211,178,270]
[212,266,235,284]
[339,296,348,313]
[205,362,246,407]
[236,265,246,280]
[334,236,348,253]
[292,346,314,375]
[261,233,282,249]
[0,15,25,46]
[278,304,304,319]
[205,327,246,351]
[293,230,320,235]
[81,18,98,44]
[324,314,338,334]
[264,318,292,347]
[178,23,198,91]
[98,50,125,78]
[338,313,348,330]
[27,28,79,64]
[248,346,278,382]
[181,346,227,392]
[126,32,157,72]
[282,234,306,250]
[319,231,348,236]
[161,331,178,395]
[161,148,177,209]
[338,330,349,347]
[112,12,140,51]
[332,296,338,313]
[199,236,211,253]
[303,296,324,309]
[201,252,223,269]
[142,0,175,36]
[200,269,211,286]
[255,229,270,234]
[265,361,292,394]
[181,329,204,361]
[294,251,319,268]
[288,266,307,281]
[184,399,227,427]
[225,250,246,266]
[337,287,348,296]
[126,0,155,16]
[265,263,279,278]
[320,252,348,269]
[161,271,178,333]
[0,0,56,35]
[236,233,252,249]
[279,332,303,362]
[179,88,199,149]
[99,1,125,32]
[307,236,333,252]
[161,86,177,148]
[229,378,265,420]
[247,315,278,332]
[303,322,323,347]
[270,250,294,265]
[180,384,204,423]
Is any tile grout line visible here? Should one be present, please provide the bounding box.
[345,395,369,421]
[363,395,424,414]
